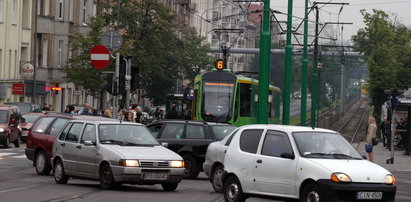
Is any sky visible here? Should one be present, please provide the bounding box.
[270,0,411,43]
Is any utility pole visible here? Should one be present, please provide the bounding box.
[282,0,293,125]
[301,0,310,126]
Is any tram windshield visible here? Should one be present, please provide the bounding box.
[202,82,235,123]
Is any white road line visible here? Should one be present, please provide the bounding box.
[11,155,27,159]
[0,153,16,157]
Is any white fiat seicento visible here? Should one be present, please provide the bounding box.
[222,125,396,202]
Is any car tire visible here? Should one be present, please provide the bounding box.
[161,182,179,191]
[182,154,199,179]
[35,150,52,175]
[13,135,21,148]
[224,176,245,202]
[301,183,322,202]
[53,159,69,184]
[99,164,115,190]
[2,135,10,148]
[211,165,224,193]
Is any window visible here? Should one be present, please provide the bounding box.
[59,123,72,141]
[58,0,64,20]
[186,125,205,139]
[68,0,73,22]
[0,110,7,123]
[32,117,55,133]
[36,0,42,15]
[81,124,96,143]
[82,0,87,24]
[11,0,17,25]
[22,0,30,27]
[212,125,236,140]
[240,83,251,116]
[261,130,293,157]
[44,0,49,16]
[66,123,84,142]
[225,129,239,146]
[49,118,69,136]
[239,129,263,154]
[58,40,63,67]
[147,124,163,138]
[42,39,48,67]
[0,0,4,22]
[161,123,184,139]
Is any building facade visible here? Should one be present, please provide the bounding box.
[32,0,97,112]
[0,0,33,104]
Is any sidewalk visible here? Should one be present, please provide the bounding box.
[356,142,411,172]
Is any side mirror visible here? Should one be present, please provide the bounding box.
[280,152,295,159]
[161,142,168,148]
[362,155,367,160]
[83,140,95,146]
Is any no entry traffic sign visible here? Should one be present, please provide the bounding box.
[90,45,110,69]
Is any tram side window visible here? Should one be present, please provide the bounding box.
[240,83,251,116]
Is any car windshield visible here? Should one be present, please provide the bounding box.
[212,125,237,140]
[293,132,362,159]
[99,124,159,146]
[23,114,41,123]
[0,111,8,123]
[17,105,31,114]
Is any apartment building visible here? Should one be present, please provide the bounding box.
[32,0,97,112]
[0,0,33,104]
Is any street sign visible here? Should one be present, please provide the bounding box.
[20,63,34,79]
[90,45,110,69]
[12,84,24,95]
[101,30,122,51]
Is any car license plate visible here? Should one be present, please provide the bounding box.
[143,173,168,180]
[356,192,383,200]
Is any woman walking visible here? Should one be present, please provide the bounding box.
[366,116,377,162]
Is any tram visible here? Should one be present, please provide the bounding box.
[191,69,281,126]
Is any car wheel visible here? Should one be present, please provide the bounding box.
[161,182,179,191]
[211,165,224,193]
[224,176,245,202]
[53,159,69,184]
[13,135,21,148]
[2,135,10,148]
[301,183,322,202]
[99,164,115,190]
[35,150,52,175]
[182,154,199,179]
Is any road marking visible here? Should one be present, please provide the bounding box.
[11,155,26,159]
[0,153,16,157]
[0,184,40,193]
[214,197,224,202]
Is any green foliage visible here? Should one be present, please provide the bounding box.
[352,9,411,117]
[99,0,212,105]
[63,17,106,97]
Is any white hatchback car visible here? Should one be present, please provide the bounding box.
[222,125,396,202]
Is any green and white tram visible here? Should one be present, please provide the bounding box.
[192,70,281,126]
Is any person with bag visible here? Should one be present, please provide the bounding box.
[366,116,377,162]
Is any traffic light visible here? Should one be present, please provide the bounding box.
[101,73,115,95]
[215,59,225,71]
[118,56,126,95]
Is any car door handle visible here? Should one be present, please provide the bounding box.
[76,145,81,149]
[60,142,65,146]
[256,159,262,164]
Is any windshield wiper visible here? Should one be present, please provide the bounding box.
[100,139,124,145]
[120,141,155,147]
[329,153,362,160]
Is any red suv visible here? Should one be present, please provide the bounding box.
[25,114,78,175]
[0,105,22,148]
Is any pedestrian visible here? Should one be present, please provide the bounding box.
[166,103,179,119]
[42,103,51,111]
[104,107,113,118]
[184,108,192,120]
[157,110,165,120]
[154,107,161,120]
[125,111,136,122]
[366,116,377,162]
[380,117,391,149]
[80,103,93,115]
[67,105,76,115]
[131,104,142,123]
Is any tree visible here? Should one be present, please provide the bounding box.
[352,9,411,119]
[99,0,212,105]
[63,17,106,97]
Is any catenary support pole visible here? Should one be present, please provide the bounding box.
[301,0,309,126]
[282,0,294,125]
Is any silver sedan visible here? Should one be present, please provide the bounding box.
[51,120,185,191]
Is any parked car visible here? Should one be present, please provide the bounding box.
[25,114,109,175]
[19,112,44,142]
[5,102,41,114]
[52,120,185,190]
[146,120,236,178]
[203,128,239,192]
[222,125,397,202]
[0,105,23,148]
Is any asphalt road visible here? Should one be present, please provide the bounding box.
[1,144,410,202]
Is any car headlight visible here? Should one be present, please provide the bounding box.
[170,160,185,168]
[384,174,395,185]
[0,128,4,133]
[331,173,352,183]
[119,159,139,167]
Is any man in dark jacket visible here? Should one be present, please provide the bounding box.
[166,104,179,119]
